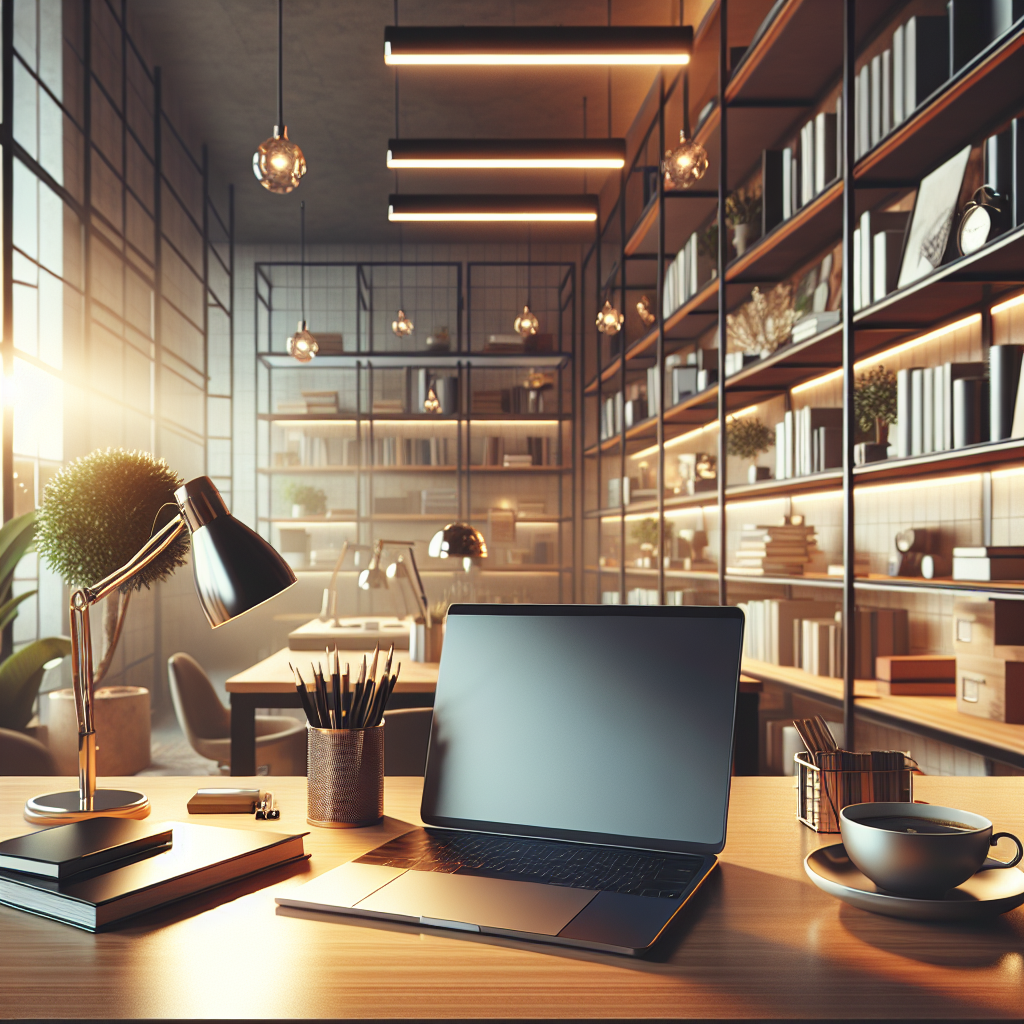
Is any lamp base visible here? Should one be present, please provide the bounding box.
[24,788,151,825]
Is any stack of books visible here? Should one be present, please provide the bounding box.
[791,310,840,343]
[503,454,533,468]
[952,546,1024,581]
[875,655,956,696]
[302,390,339,415]
[731,522,819,576]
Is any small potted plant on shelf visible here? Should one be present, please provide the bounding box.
[727,417,776,483]
[283,482,327,518]
[630,518,659,568]
[854,364,897,464]
[697,223,718,282]
[725,186,762,256]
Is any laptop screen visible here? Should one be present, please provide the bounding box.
[421,604,744,855]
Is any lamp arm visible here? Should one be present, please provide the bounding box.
[321,539,349,621]
[69,514,188,809]
[403,547,432,629]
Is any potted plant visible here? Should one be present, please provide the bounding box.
[854,365,897,446]
[35,449,186,691]
[697,223,718,281]
[630,518,660,568]
[727,417,776,483]
[283,482,328,518]
[725,186,763,256]
[0,511,71,732]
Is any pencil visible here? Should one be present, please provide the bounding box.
[290,663,318,727]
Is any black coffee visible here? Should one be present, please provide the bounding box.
[861,815,974,834]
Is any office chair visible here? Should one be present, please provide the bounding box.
[383,707,432,776]
[167,653,306,775]
[0,727,58,775]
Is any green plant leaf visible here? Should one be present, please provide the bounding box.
[0,636,72,731]
[0,589,36,633]
[0,510,36,600]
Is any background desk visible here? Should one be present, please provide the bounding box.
[225,648,439,774]
[0,775,1020,1019]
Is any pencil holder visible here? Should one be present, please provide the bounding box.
[306,723,384,828]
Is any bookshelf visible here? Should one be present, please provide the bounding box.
[582,0,1024,769]
[255,260,574,604]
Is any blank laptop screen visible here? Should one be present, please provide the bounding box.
[421,605,744,853]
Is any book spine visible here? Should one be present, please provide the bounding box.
[989,344,1024,442]
[858,65,871,159]
[775,420,787,479]
[881,47,892,137]
[859,211,872,311]
[782,146,793,220]
[953,376,988,448]
[892,24,905,124]
[922,366,934,454]
[762,150,784,234]
[852,228,862,312]
[870,54,882,148]
[896,368,912,458]
[911,368,924,456]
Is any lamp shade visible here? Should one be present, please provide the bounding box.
[428,522,488,560]
[174,477,296,627]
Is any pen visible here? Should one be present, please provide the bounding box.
[342,663,350,727]
[290,663,318,727]
[383,643,395,679]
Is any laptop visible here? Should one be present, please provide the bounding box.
[277,602,745,956]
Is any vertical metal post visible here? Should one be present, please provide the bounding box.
[228,183,235,499]
[842,0,857,748]
[656,73,666,605]
[153,67,163,458]
[618,189,627,604]
[716,0,728,606]
[201,145,210,474]
[1,0,14,532]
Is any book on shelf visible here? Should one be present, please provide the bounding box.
[904,14,949,113]
[855,607,909,679]
[302,390,339,414]
[421,489,458,516]
[892,23,906,124]
[876,654,956,681]
[481,436,505,466]
[488,507,516,543]
[896,362,986,457]
[989,344,1024,441]
[671,365,698,407]
[484,333,525,353]
[372,399,404,415]
[776,408,841,479]
[0,820,306,932]
[953,377,989,448]
[870,53,883,148]
[953,554,1024,581]
[814,110,837,194]
[859,210,909,309]
[872,229,904,303]
[855,64,870,159]
[880,47,892,138]
[876,679,956,696]
[799,119,815,206]
[739,598,838,668]
[732,523,818,577]
[763,149,785,234]
[791,310,840,343]
[827,556,870,576]
[627,588,660,606]
[503,454,533,467]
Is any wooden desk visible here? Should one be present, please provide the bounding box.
[1,775,1020,1019]
[225,648,439,775]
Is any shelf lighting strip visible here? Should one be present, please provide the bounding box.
[791,313,982,395]
[383,26,692,66]
[388,194,598,223]
[387,139,625,170]
[991,291,1024,316]
[630,404,760,460]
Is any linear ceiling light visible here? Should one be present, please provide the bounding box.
[383,26,692,66]
[388,194,598,222]
[387,138,626,170]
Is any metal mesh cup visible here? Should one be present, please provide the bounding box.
[306,723,384,828]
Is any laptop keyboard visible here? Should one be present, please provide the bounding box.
[356,829,703,899]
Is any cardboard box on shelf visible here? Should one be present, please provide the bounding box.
[955,653,1024,724]
[952,599,1024,660]
[875,655,955,681]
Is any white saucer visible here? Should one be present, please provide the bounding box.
[805,843,1024,922]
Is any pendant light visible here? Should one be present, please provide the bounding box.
[662,68,707,190]
[514,228,539,338]
[287,201,317,362]
[253,0,307,194]
[596,298,624,335]
[392,226,414,338]
[383,25,692,66]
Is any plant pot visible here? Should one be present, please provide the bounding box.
[410,621,444,662]
[875,418,889,446]
[748,465,772,483]
[291,504,306,518]
[732,222,752,256]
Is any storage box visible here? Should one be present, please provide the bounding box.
[955,653,1024,723]
[952,599,1024,660]
[875,655,955,680]
[875,680,956,696]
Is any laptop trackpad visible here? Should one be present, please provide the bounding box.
[356,870,597,935]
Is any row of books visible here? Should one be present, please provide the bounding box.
[480,435,554,466]
[894,345,1024,458]
[739,598,909,679]
[851,210,908,312]
[662,232,712,318]
[276,390,343,415]
[774,408,842,479]
[762,104,839,234]
[374,437,456,467]
[473,386,545,415]
[373,489,459,516]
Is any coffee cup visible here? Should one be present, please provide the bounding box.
[839,801,1023,897]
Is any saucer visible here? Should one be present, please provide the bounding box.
[804,843,1024,922]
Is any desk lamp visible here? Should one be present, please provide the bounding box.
[24,477,296,824]
[358,539,431,627]
[428,522,487,571]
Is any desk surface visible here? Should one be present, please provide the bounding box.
[226,646,440,694]
[0,775,1021,1020]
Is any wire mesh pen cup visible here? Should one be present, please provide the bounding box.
[795,751,915,834]
[306,723,384,828]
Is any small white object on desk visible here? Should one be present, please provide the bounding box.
[288,616,411,650]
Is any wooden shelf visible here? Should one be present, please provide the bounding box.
[258,352,570,370]
[854,575,1024,602]
[260,413,568,424]
[855,24,1024,187]
[726,570,842,589]
[854,437,1024,483]
[726,469,843,502]
[257,466,359,475]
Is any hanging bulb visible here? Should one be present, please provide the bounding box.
[287,320,318,362]
[596,300,624,335]
[662,130,708,190]
[392,309,414,338]
[514,305,539,338]
[423,387,441,414]
[636,295,656,326]
[253,126,307,194]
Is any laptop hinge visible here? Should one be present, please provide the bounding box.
[420,916,480,933]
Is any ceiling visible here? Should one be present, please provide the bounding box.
[129,0,679,244]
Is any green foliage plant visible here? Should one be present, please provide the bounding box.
[36,448,188,686]
[0,510,72,730]
[629,518,660,551]
[283,483,328,516]
[725,186,763,227]
[854,365,898,437]
[727,418,776,460]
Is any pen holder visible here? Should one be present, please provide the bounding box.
[306,723,384,828]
